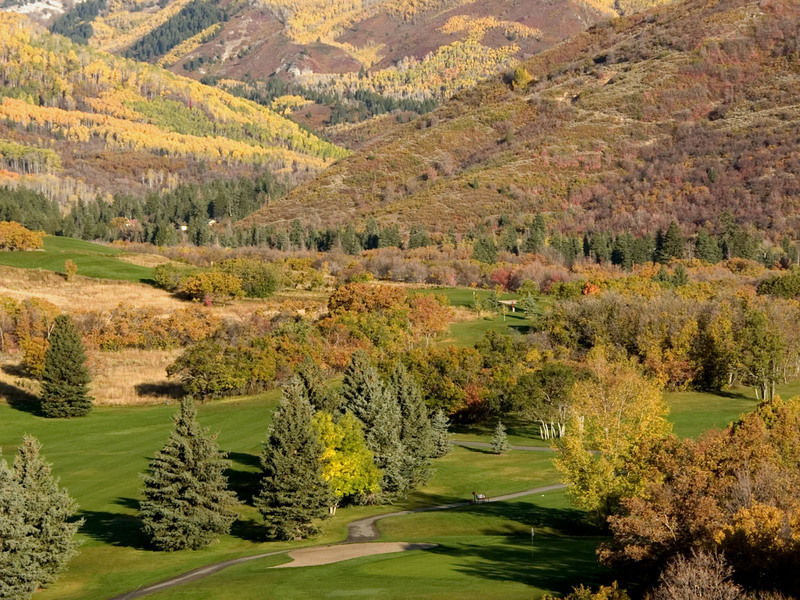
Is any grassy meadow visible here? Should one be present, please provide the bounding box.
[0,236,153,282]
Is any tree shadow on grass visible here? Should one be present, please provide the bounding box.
[78,508,150,550]
[457,445,495,455]
[419,501,608,592]
[226,452,261,504]
[0,379,41,415]
[231,517,264,543]
[134,381,184,399]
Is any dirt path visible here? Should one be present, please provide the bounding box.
[109,483,566,599]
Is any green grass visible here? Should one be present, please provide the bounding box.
[149,490,606,600]
[664,389,758,438]
[0,236,153,282]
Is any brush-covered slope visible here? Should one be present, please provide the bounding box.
[241,0,800,235]
[0,13,345,204]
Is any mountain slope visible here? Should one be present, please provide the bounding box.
[240,0,800,236]
[0,13,345,203]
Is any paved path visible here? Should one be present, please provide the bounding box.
[347,483,566,542]
[453,441,557,453]
[110,483,565,599]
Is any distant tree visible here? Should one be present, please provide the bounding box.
[430,409,451,457]
[139,399,237,550]
[407,224,431,249]
[656,222,684,263]
[378,225,402,248]
[511,65,533,91]
[64,259,77,282]
[472,236,498,264]
[40,314,92,418]
[695,230,723,263]
[523,214,546,253]
[11,436,82,591]
[313,412,381,514]
[340,224,362,255]
[256,379,330,539]
[362,218,379,250]
[491,420,509,454]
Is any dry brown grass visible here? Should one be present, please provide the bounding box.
[87,349,182,406]
[117,253,173,268]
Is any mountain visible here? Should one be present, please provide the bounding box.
[240,0,800,237]
[2,0,675,135]
[0,13,345,204]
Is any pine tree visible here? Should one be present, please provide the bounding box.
[40,314,92,418]
[139,399,237,550]
[391,364,434,486]
[256,378,330,539]
[430,410,451,457]
[656,221,684,263]
[12,436,82,588]
[341,353,408,497]
[296,357,338,414]
[0,453,39,600]
[491,420,510,454]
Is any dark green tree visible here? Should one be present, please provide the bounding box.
[340,224,362,255]
[407,224,431,249]
[656,221,684,263]
[40,314,92,418]
[430,409,451,457]
[472,236,498,264]
[694,230,723,263]
[378,225,402,248]
[296,357,339,413]
[341,352,408,497]
[12,436,82,589]
[256,378,330,539]
[362,218,380,250]
[522,214,546,254]
[390,364,434,486]
[139,399,237,550]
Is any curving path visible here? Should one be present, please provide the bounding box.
[109,482,565,599]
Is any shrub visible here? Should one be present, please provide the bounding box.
[0,221,43,251]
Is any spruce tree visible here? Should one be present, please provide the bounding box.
[256,378,330,539]
[342,352,408,497]
[430,410,451,457]
[296,357,339,414]
[491,420,510,454]
[139,399,237,551]
[391,364,434,486]
[0,453,39,600]
[12,436,82,588]
[40,314,92,418]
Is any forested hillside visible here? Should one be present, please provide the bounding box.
[241,0,799,238]
[0,13,345,204]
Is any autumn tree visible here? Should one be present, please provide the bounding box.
[652,551,744,600]
[555,348,672,523]
[40,314,92,418]
[139,399,237,550]
[313,411,381,514]
[256,378,330,539]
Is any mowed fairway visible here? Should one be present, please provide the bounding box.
[0,395,575,600]
[0,236,153,282]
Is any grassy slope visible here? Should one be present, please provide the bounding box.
[0,236,153,282]
[240,0,800,234]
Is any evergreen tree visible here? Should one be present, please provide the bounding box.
[296,357,339,414]
[472,236,498,264]
[656,221,684,263]
[390,364,434,486]
[341,352,408,497]
[139,399,237,550]
[12,436,82,588]
[491,420,510,454]
[611,233,634,270]
[256,378,330,539]
[362,218,380,250]
[430,410,451,457]
[379,225,402,248]
[695,230,723,263]
[522,214,546,254]
[40,314,92,418]
[407,224,431,249]
[340,224,362,255]
[499,227,518,255]
[0,452,39,600]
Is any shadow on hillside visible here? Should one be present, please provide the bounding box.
[0,379,41,415]
[419,501,607,592]
[134,381,184,399]
[226,452,261,504]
